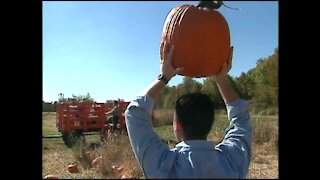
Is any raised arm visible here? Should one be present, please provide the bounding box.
[142,45,183,99]
[214,47,253,178]
[214,47,239,104]
[125,43,183,178]
[105,106,115,115]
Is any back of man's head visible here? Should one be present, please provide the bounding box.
[175,93,215,140]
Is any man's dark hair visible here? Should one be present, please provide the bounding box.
[114,100,118,105]
[175,93,215,140]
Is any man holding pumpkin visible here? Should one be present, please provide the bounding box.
[125,44,252,178]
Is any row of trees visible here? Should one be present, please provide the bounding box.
[155,47,278,110]
[42,101,57,112]
[42,93,95,112]
[57,93,94,102]
[42,93,126,112]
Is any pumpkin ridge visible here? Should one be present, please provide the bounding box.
[178,5,191,26]
[160,7,180,60]
[169,5,190,43]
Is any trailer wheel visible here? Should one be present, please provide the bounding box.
[62,131,85,148]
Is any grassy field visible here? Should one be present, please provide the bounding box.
[43,111,278,179]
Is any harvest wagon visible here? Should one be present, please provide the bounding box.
[56,100,130,147]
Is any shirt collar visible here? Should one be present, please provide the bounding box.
[174,140,216,152]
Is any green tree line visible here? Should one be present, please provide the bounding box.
[42,93,94,112]
[42,101,57,112]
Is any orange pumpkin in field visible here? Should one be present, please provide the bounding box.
[160,1,230,77]
[92,156,103,168]
[67,164,79,173]
[44,175,59,179]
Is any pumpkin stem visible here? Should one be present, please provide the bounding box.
[197,1,223,9]
[222,2,241,11]
[197,1,241,11]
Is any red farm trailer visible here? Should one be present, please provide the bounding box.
[56,100,130,147]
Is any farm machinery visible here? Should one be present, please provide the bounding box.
[56,100,130,147]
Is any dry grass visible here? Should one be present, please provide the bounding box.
[43,111,278,179]
[71,133,144,179]
[43,112,143,179]
[43,143,105,179]
[42,112,61,135]
[43,134,143,179]
[153,109,174,127]
[248,142,278,179]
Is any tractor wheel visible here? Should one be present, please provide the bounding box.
[62,131,85,148]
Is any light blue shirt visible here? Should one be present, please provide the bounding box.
[125,95,252,179]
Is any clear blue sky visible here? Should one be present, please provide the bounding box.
[43,1,278,103]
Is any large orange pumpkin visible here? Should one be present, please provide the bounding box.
[160,1,230,77]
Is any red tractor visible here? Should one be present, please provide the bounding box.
[56,100,130,147]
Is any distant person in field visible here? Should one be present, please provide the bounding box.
[125,43,253,178]
[105,100,120,132]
